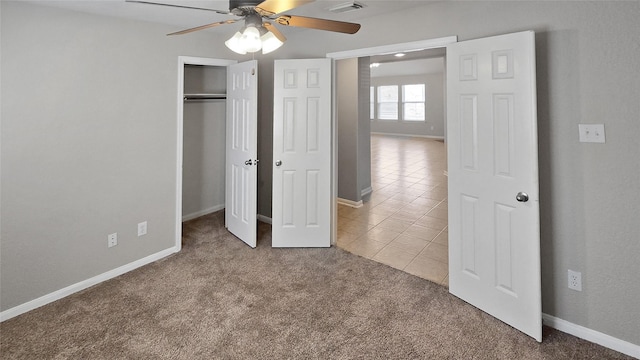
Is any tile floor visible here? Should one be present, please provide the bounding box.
[336,134,449,287]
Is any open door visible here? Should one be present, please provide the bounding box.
[447,31,542,341]
[225,60,258,248]
[272,58,332,248]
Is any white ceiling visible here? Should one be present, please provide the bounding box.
[18,0,444,76]
[371,57,444,78]
[370,47,446,77]
[18,0,432,35]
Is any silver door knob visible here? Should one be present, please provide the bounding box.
[275,160,282,166]
[516,192,529,202]
[245,159,253,165]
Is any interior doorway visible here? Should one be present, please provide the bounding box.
[175,57,236,251]
[182,64,228,222]
[327,37,455,285]
[337,54,448,285]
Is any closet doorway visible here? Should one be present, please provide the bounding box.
[175,57,236,251]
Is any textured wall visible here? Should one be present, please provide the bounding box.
[335,57,372,203]
[336,58,360,201]
[356,57,371,197]
[0,2,233,310]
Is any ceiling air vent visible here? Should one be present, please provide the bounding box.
[328,1,366,14]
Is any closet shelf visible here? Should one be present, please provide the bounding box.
[184,93,226,101]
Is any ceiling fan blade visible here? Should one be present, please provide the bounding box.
[167,19,238,36]
[264,22,287,42]
[125,0,231,15]
[255,0,315,16]
[275,15,361,34]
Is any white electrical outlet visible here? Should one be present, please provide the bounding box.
[137,221,147,237]
[578,124,605,143]
[108,233,118,248]
[568,269,582,291]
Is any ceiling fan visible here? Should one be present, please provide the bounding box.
[126,0,362,54]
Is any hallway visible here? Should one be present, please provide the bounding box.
[337,134,449,287]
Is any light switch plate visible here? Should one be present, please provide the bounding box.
[578,124,605,143]
[108,233,118,248]
[137,221,147,237]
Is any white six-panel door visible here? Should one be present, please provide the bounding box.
[226,60,258,248]
[272,59,332,248]
[447,31,542,341]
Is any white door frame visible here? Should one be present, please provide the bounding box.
[175,56,237,251]
[325,36,457,245]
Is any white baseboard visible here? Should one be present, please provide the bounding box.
[182,204,225,222]
[370,132,445,140]
[337,197,363,208]
[257,214,272,224]
[542,313,640,359]
[361,186,373,198]
[0,246,179,323]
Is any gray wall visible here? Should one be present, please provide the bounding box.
[0,1,238,310]
[371,73,445,138]
[357,58,372,198]
[258,1,640,347]
[182,65,226,219]
[336,58,359,201]
[336,58,371,203]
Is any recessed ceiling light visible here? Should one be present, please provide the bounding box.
[370,63,380,68]
[394,53,406,57]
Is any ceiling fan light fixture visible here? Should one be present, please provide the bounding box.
[225,21,285,55]
[261,31,284,54]
[225,25,267,54]
[240,25,262,52]
[225,31,247,54]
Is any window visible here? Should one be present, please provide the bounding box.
[377,85,398,120]
[402,84,425,121]
[370,86,375,120]
[371,83,426,122]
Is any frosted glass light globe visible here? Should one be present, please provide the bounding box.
[241,26,262,53]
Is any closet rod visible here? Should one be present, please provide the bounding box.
[183,93,226,101]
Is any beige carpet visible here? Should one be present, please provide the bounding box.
[0,211,631,359]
